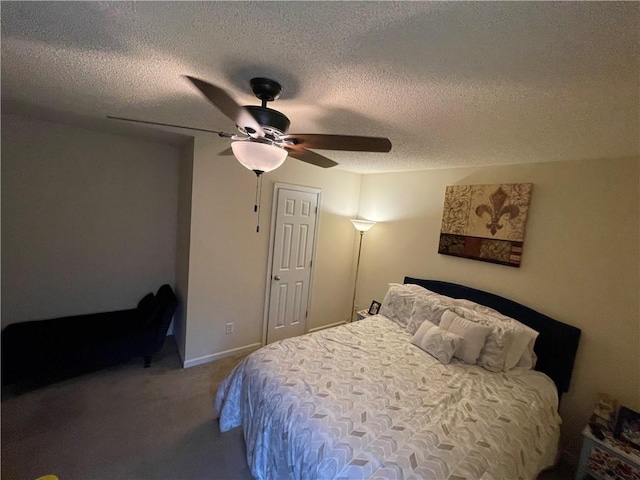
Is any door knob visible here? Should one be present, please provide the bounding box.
[273,275,281,281]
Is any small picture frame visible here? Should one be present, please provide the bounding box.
[614,406,640,450]
[368,300,381,315]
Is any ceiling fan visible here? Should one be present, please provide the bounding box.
[108,76,392,175]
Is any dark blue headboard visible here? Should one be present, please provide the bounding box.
[404,277,581,396]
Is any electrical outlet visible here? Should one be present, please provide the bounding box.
[225,322,234,334]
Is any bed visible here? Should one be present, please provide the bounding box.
[215,278,581,480]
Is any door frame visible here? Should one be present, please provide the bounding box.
[262,182,322,346]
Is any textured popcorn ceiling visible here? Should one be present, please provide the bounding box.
[1,2,638,173]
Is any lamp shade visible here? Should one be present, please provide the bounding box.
[350,219,376,232]
[231,140,288,173]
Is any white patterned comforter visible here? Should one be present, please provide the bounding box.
[215,316,561,480]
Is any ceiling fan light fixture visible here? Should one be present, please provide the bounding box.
[231,140,288,174]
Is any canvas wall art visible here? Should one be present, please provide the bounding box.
[438,183,533,267]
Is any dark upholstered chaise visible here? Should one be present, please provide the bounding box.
[2,284,178,386]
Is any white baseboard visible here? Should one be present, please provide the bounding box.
[183,322,347,368]
[308,320,346,333]
[183,342,262,368]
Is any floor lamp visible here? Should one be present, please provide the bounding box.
[350,219,376,322]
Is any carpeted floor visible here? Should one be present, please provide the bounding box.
[1,337,253,480]
[2,337,575,480]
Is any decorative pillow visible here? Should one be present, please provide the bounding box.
[379,284,420,327]
[405,295,450,335]
[505,328,536,370]
[439,310,492,364]
[411,320,463,365]
[389,285,540,369]
[399,282,430,293]
[516,323,539,369]
[451,298,503,316]
[398,282,463,303]
[481,312,539,370]
[515,334,539,369]
[449,306,508,371]
[479,310,539,369]
[137,292,157,327]
[450,305,539,371]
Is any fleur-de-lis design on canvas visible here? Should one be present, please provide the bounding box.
[475,186,520,236]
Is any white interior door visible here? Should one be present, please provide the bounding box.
[265,185,320,344]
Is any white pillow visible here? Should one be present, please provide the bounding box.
[449,306,510,371]
[379,284,419,327]
[515,335,539,370]
[480,311,539,370]
[395,288,539,370]
[411,320,463,365]
[476,309,539,367]
[449,305,539,371]
[505,328,536,370]
[451,298,503,316]
[401,283,432,294]
[401,283,464,305]
[405,295,450,335]
[439,310,492,364]
[387,282,433,296]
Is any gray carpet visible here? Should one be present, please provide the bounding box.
[1,337,254,480]
[2,337,574,480]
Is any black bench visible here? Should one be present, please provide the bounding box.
[2,284,178,386]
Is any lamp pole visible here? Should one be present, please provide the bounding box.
[349,219,376,322]
[351,230,365,322]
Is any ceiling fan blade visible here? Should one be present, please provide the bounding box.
[285,146,338,168]
[281,134,392,152]
[107,116,233,136]
[184,76,265,137]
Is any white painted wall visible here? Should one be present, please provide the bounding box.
[182,136,361,365]
[1,114,180,326]
[173,138,195,363]
[7,111,634,465]
[355,157,639,459]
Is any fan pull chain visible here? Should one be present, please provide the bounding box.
[254,173,263,233]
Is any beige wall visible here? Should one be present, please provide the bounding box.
[1,114,180,325]
[182,136,361,365]
[6,112,636,461]
[173,138,195,363]
[355,157,639,459]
